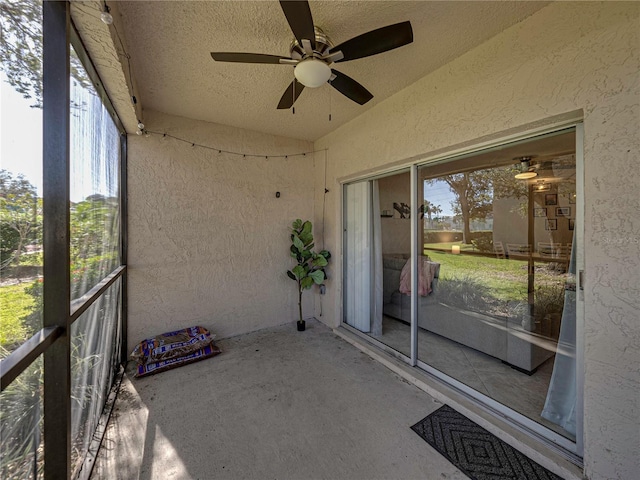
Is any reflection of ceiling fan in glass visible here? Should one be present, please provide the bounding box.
[514,154,575,180]
[514,156,538,179]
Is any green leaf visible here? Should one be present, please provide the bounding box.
[292,234,304,251]
[292,265,305,279]
[312,255,328,267]
[299,223,313,242]
[301,249,312,260]
[292,219,302,230]
[286,270,296,281]
[301,277,314,289]
[319,250,331,260]
[299,232,313,245]
[309,270,325,284]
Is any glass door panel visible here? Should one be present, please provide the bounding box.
[416,129,578,441]
[343,170,411,357]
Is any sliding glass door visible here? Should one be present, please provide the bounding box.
[342,127,582,452]
[416,128,579,444]
[343,170,412,357]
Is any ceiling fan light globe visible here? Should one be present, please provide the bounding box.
[294,58,331,88]
[514,171,538,180]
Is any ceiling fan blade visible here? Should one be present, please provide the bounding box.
[277,79,305,109]
[332,21,413,62]
[329,70,373,105]
[211,52,291,64]
[279,0,316,50]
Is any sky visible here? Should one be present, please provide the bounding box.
[0,71,43,195]
[1,70,117,202]
[424,179,456,217]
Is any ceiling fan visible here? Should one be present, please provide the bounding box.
[210,0,413,109]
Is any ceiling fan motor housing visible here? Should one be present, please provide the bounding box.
[289,27,333,60]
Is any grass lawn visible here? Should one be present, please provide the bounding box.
[424,248,564,304]
[0,282,37,349]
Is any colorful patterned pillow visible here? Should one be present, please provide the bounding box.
[130,325,215,365]
[135,343,221,377]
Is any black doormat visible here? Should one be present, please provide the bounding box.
[411,405,563,480]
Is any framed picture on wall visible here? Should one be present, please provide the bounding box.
[556,207,571,216]
[569,218,575,231]
[534,207,547,217]
[546,219,557,230]
[545,193,558,206]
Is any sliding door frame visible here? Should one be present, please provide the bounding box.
[339,118,585,462]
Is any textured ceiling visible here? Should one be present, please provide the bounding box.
[115,1,549,141]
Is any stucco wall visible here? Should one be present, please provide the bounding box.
[378,172,411,254]
[127,110,314,351]
[313,3,639,479]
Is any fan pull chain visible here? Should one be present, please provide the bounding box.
[329,81,332,121]
[292,80,296,115]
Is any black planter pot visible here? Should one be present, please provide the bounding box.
[297,320,306,331]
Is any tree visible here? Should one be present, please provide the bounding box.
[70,195,118,261]
[0,0,42,107]
[0,0,90,108]
[436,171,493,244]
[422,200,442,228]
[0,170,40,270]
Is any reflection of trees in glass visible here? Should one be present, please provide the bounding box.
[427,165,567,244]
[0,0,90,108]
[422,200,442,228]
[427,171,493,244]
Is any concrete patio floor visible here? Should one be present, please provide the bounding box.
[91,319,468,479]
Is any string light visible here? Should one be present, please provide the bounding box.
[100,2,136,109]
[100,1,113,24]
[132,130,324,160]
[104,3,321,161]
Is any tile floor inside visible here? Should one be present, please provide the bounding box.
[369,315,570,439]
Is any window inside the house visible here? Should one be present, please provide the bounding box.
[343,128,578,443]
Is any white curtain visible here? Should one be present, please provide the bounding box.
[541,232,577,437]
[344,181,383,334]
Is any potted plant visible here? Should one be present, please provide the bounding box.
[286,219,331,331]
